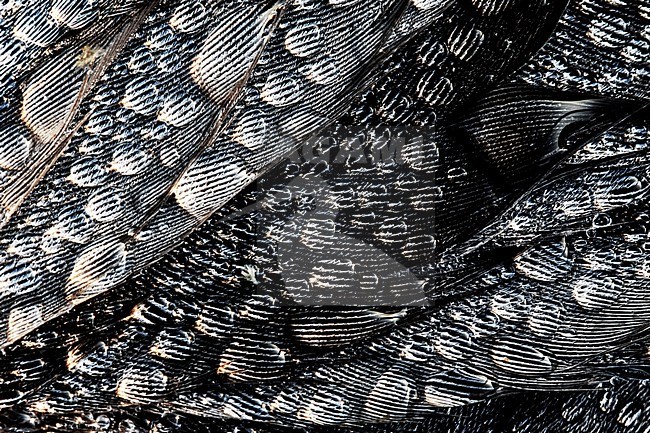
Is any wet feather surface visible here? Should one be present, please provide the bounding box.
[0,0,649,432]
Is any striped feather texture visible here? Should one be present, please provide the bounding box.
[0,0,649,432]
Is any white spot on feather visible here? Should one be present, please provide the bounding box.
[173,152,253,219]
[191,4,281,103]
[66,241,127,302]
[7,305,43,343]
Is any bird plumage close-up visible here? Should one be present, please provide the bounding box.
[0,0,648,431]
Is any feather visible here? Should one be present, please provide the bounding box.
[0,0,648,432]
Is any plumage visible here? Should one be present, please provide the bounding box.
[0,0,648,432]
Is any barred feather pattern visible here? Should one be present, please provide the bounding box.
[0,0,649,432]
